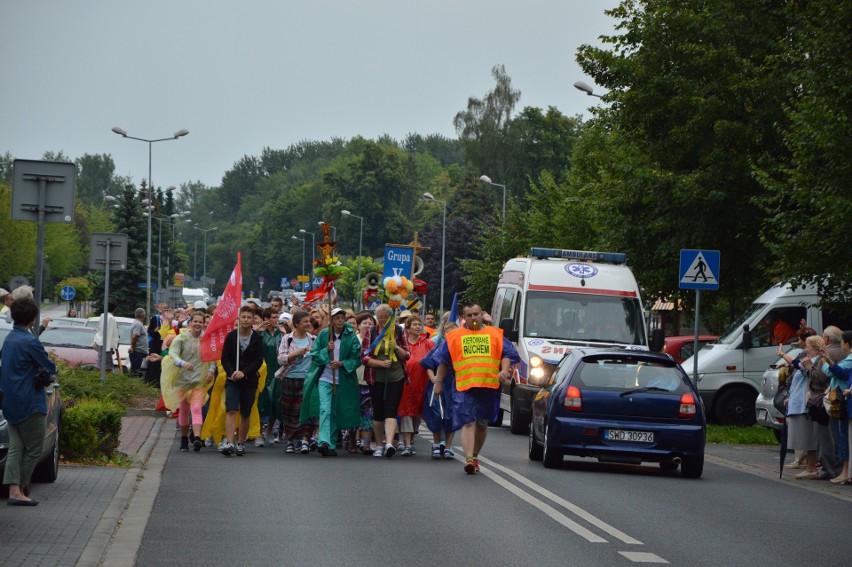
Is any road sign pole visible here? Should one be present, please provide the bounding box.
[34,178,47,337]
[693,290,700,385]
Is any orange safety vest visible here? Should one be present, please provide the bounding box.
[446,326,504,391]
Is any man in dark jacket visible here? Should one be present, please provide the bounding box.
[220,305,264,456]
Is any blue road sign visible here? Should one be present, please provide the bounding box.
[312,277,323,287]
[383,245,414,278]
[280,277,288,289]
[679,249,720,291]
[60,286,75,301]
[137,283,158,290]
[293,282,302,292]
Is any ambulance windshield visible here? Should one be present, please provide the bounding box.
[524,291,646,346]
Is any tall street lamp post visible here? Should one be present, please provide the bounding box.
[291,235,306,276]
[112,126,189,316]
[573,80,603,98]
[479,175,506,220]
[299,229,316,271]
[340,209,363,310]
[421,192,446,315]
[194,226,218,283]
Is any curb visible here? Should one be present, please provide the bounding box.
[75,417,167,567]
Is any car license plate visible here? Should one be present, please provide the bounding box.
[605,429,654,442]
[757,409,768,421]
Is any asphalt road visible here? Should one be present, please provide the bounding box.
[135,424,850,567]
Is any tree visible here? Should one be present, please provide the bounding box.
[76,154,124,206]
[575,0,794,320]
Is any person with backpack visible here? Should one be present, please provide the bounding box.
[276,310,316,454]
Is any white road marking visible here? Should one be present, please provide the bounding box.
[619,551,669,563]
[476,454,644,545]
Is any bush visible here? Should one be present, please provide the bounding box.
[58,362,159,409]
[60,398,124,459]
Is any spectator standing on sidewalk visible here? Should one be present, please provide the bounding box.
[129,308,149,374]
[0,287,12,317]
[778,334,823,479]
[94,300,119,373]
[220,305,265,457]
[1,298,57,506]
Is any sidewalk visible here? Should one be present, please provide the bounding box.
[0,411,167,567]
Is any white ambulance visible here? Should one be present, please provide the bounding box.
[491,248,648,434]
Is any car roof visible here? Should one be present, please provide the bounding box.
[571,346,677,363]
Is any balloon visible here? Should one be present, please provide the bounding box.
[405,280,414,292]
[383,277,393,288]
[386,280,399,294]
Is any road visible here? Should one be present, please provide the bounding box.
[134,424,850,566]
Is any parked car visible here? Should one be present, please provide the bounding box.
[85,316,134,372]
[0,322,63,492]
[529,347,706,478]
[38,326,99,368]
[46,317,88,328]
[755,350,800,442]
[663,335,718,364]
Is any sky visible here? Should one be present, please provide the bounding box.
[1,1,620,191]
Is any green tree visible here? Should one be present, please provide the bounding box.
[76,154,124,206]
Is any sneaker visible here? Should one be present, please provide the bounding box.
[464,458,476,474]
[205,437,214,447]
[300,440,310,454]
[444,448,455,461]
[254,437,265,448]
[439,440,447,458]
[217,440,228,452]
[193,438,204,452]
[473,458,480,472]
[396,441,405,452]
[309,438,319,452]
[432,444,441,459]
[373,447,384,457]
[179,437,189,452]
[273,435,281,444]
[285,443,295,454]
[188,431,196,444]
[401,446,413,457]
[221,442,234,456]
[318,443,330,457]
[384,444,396,458]
[236,444,246,457]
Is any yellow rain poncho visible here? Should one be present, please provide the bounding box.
[201,360,268,443]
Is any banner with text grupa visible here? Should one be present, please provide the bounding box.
[201,252,242,362]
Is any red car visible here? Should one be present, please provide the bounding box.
[39,326,100,368]
[663,335,718,364]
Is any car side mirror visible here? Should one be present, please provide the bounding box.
[649,328,665,352]
[742,324,752,350]
[500,318,518,342]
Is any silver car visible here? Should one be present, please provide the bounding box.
[755,348,802,442]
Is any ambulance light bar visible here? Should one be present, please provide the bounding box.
[529,248,628,264]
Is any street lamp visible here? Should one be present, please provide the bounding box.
[193,226,217,282]
[112,126,189,316]
[573,80,603,98]
[299,229,316,270]
[421,192,446,316]
[479,175,507,220]
[291,235,306,276]
[317,220,336,241]
[341,209,364,310]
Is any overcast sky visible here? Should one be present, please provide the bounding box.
[1,1,619,190]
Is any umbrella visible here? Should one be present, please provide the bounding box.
[778,420,788,479]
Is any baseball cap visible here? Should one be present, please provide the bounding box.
[0,288,8,298]
[278,312,293,323]
[398,310,412,319]
[330,307,345,318]
[193,300,207,309]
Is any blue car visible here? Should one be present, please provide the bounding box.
[528,348,706,478]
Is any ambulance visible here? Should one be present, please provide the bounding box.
[491,248,648,434]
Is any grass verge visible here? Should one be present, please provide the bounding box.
[706,424,778,445]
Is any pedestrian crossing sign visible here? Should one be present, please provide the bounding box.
[679,249,720,290]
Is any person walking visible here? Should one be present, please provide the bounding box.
[1,298,57,505]
[276,310,316,454]
[422,313,459,460]
[220,305,265,456]
[432,302,519,474]
[256,307,284,446]
[160,312,212,452]
[354,312,376,454]
[94,299,119,373]
[361,304,410,458]
[299,308,362,457]
[398,315,434,456]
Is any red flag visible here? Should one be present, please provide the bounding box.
[201,252,242,362]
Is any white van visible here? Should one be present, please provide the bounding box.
[681,283,852,426]
[182,288,206,307]
[491,248,649,434]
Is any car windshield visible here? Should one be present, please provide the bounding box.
[574,356,689,393]
[524,291,646,345]
[716,302,767,345]
[40,327,96,348]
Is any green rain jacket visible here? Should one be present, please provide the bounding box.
[299,322,362,428]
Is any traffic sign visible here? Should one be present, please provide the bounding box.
[679,250,720,291]
[312,277,323,287]
[60,286,75,301]
[293,282,302,291]
[383,245,414,279]
[297,275,309,283]
[259,276,265,284]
